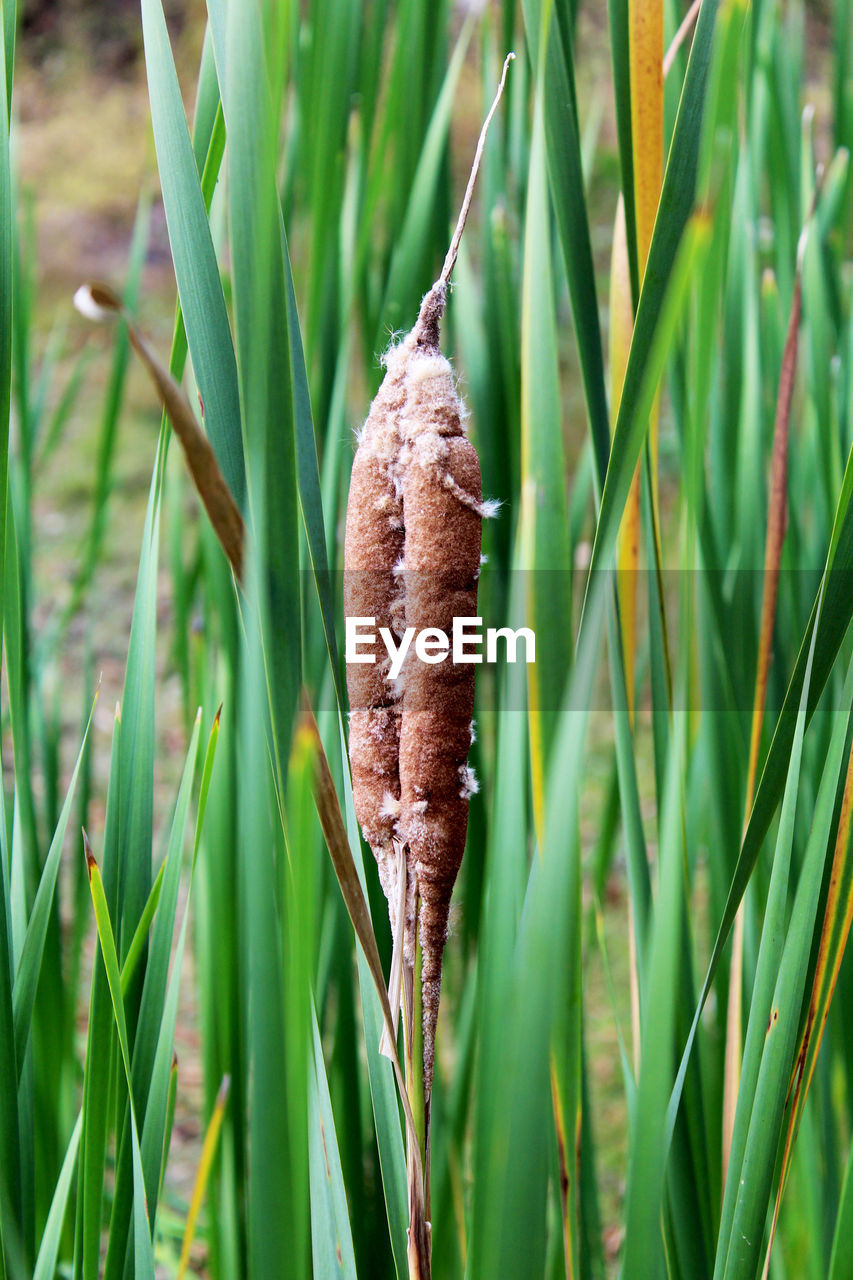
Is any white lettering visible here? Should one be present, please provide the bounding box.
[345,619,537,668]
[380,626,416,681]
[485,626,536,664]
[346,617,376,663]
[453,616,483,663]
[415,628,450,664]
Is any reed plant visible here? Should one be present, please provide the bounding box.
[1,0,853,1277]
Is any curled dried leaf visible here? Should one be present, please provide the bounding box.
[74,282,244,582]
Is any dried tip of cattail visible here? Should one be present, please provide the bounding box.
[437,52,515,290]
[413,283,448,351]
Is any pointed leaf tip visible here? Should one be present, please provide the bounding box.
[82,829,96,878]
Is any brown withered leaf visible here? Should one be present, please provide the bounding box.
[74,281,244,582]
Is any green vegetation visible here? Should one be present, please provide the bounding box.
[1,0,852,1277]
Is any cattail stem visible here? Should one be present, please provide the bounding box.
[403,892,428,1188]
[437,52,515,289]
[405,906,430,1278]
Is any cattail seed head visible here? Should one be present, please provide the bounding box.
[344,283,487,1097]
[344,52,514,1106]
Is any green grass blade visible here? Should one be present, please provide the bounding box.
[0,805,20,1243]
[138,712,212,1229]
[11,694,96,1072]
[99,441,164,1280]
[309,1003,358,1280]
[116,443,164,983]
[522,0,611,484]
[84,846,156,1280]
[76,703,121,1280]
[159,1052,178,1207]
[141,0,245,506]
[300,0,359,369]
[32,1112,81,1280]
[671,443,853,1139]
[214,0,302,780]
[583,211,711,596]
[722,661,853,1278]
[714,589,824,1271]
[191,26,222,171]
[467,591,530,1271]
[132,709,202,1108]
[829,1137,853,1280]
[282,227,343,711]
[469,576,607,1278]
[333,717,408,1280]
[519,84,572,834]
[621,684,688,1278]
[784,740,853,1168]
[587,0,730,531]
[0,6,12,633]
[120,860,165,1001]
[237,569,303,1279]
[105,712,203,1267]
[212,4,309,1268]
[310,713,424,1191]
